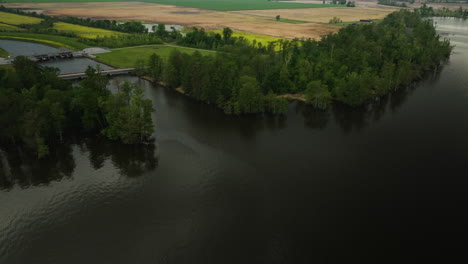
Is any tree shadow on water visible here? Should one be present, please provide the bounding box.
[0,142,75,190]
[79,136,158,178]
[0,136,158,190]
[295,102,330,130]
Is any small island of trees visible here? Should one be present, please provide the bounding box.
[0,58,154,158]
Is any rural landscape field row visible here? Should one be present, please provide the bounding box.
[2,1,396,39]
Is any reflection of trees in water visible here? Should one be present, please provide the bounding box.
[299,66,446,133]
[295,102,329,130]
[0,136,158,190]
[79,136,158,177]
[0,143,75,190]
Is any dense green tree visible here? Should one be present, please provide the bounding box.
[102,82,154,144]
[236,76,264,114]
[71,66,109,130]
[222,27,233,44]
[147,53,163,84]
[305,81,332,110]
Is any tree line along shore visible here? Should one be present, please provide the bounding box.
[1,8,454,158]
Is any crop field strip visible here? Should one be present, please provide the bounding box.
[3,0,339,11]
[0,11,43,25]
[0,32,90,49]
[0,23,25,31]
[53,22,125,39]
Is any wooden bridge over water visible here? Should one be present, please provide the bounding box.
[58,68,135,80]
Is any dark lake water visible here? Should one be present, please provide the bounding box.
[1,18,468,263]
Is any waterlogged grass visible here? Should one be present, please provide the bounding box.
[96,45,215,68]
[0,32,89,49]
[0,23,25,31]
[53,22,125,39]
[210,29,282,48]
[3,0,339,11]
[0,11,42,25]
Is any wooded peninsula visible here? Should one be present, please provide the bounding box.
[142,10,452,113]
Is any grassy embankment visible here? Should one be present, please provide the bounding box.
[96,45,215,68]
[4,0,340,11]
[0,47,8,57]
[0,32,89,49]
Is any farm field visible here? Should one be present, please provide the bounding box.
[0,23,25,31]
[2,2,398,40]
[96,45,215,68]
[231,7,396,23]
[2,0,338,11]
[3,2,343,39]
[0,11,42,25]
[53,22,125,39]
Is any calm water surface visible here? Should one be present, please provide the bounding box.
[1,18,467,263]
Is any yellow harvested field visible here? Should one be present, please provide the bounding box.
[0,11,42,25]
[3,2,395,39]
[53,22,125,39]
[231,7,396,23]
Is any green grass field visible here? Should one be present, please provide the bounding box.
[3,0,339,11]
[96,45,215,68]
[0,32,90,49]
[0,23,26,31]
[0,11,43,25]
[53,22,125,39]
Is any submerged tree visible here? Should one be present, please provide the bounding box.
[102,81,154,144]
[305,80,332,110]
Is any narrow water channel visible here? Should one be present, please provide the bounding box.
[1,18,467,263]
